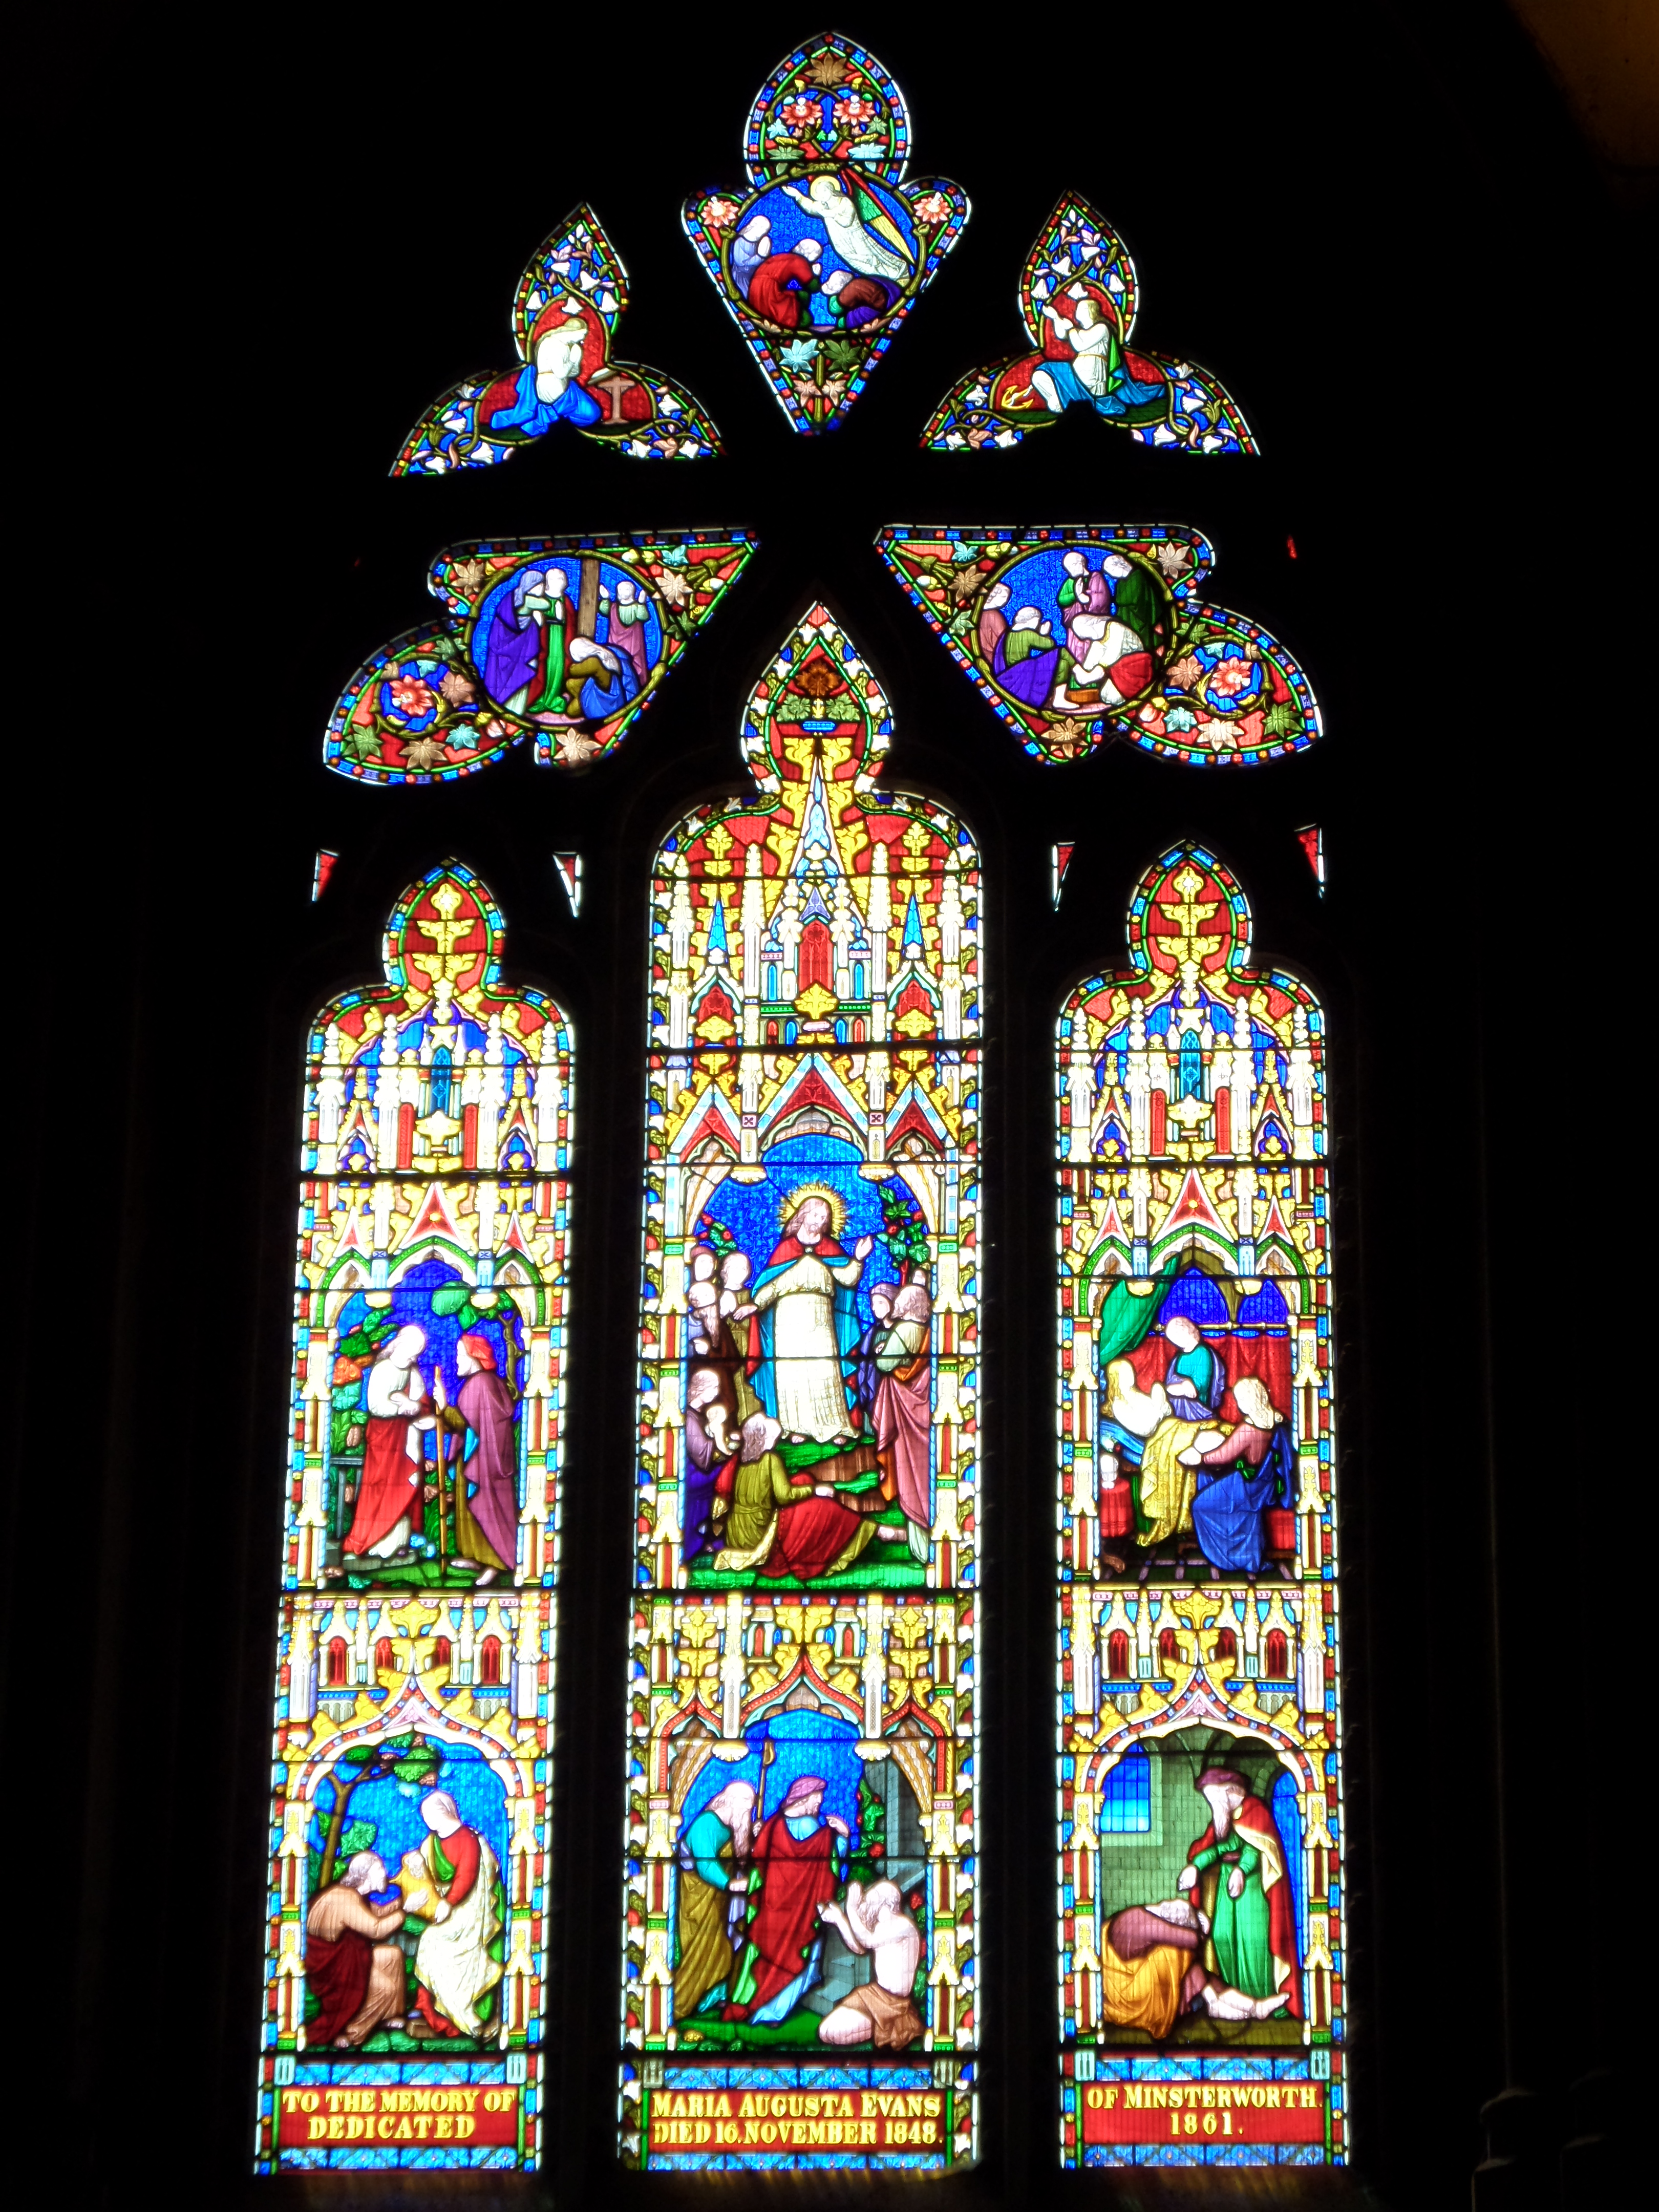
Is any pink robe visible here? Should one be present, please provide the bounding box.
[875,1351,931,1527]
[455,1370,518,1571]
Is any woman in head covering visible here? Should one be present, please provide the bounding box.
[674,1780,756,2018]
[407,1790,504,2039]
[344,1323,435,1561]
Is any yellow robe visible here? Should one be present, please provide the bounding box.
[1099,1936,1189,2038]
[1138,1416,1234,1547]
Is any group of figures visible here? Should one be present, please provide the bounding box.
[684,38,968,432]
[618,609,981,2167]
[258,870,571,2171]
[679,1187,936,1586]
[1053,847,1343,2168]
[1096,1762,1301,2037]
[1090,1283,1298,1583]
[390,39,1252,452]
[334,525,1319,786]
[881,527,1320,767]
[672,1759,926,2054]
[326,532,754,780]
[305,1786,506,2051]
[331,1317,520,1587]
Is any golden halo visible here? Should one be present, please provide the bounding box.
[777,1180,847,1239]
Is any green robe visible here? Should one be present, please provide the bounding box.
[1189,1836,1275,1998]
[1112,563,1164,652]
[726,1446,798,1551]
[526,606,568,715]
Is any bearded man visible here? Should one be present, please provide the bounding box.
[305,1851,407,2048]
[1176,1766,1303,2016]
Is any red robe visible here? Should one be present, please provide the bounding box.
[344,1407,427,1555]
[748,251,817,330]
[732,1813,840,2014]
[1187,1794,1303,2017]
[307,1923,373,2044]
[760,1486,869,1579]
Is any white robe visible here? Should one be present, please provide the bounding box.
[754,1253,860,1442]
[414,1831,504,2037]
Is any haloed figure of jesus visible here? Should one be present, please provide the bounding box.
[734,1190,873,1445]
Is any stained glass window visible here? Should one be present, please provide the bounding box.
[881,526,1320,767]
[684,34,968,433]
[1055,844,1343,2171]
[924,192,1253,455]
[622,606,980,2171]
[395,205,719,473]
[327,531,754,782]
[256,865,571,2175]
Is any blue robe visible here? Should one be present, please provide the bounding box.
[1190,1426,1294,1573]
[1165,1342,1222,1422]
[1038,356,1166,418]
[488,362,604,437]
[573,646,641,725]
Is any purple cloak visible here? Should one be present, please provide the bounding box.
[457,1370,519,1569]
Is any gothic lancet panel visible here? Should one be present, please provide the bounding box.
[325,530,754,780]
[880,526,1321,768]
[622,607,980,2171]
[257,864,572,2176]
[395,204,719,473]
[924,192,1253,455]
[1055,846,1345,2171]
[684,33,968,434]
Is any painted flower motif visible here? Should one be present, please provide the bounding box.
[702,196,738,230]
[779,96,819,135]
[1165,705,1198,731]
[385,673,439,724]
[401,734,449,773]
[1202,655,1258,701]
[833,95,876,127]
[911,191,950,227]
[1167,653,1205,693]
[1199,716,1241,748]
[438,668,477,708]
[1153,543,1193,581]
[780,336,819,370]
[557,730,602,764]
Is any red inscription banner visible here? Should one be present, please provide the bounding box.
[1080,2079,1324,2145]
[278,2083,520,2151]
[647,2087,948,2157]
